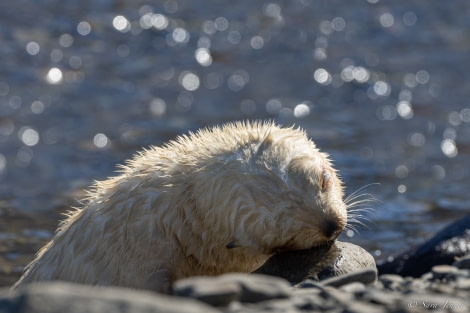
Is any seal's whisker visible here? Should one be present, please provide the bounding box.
[342,184,379,234]
[344,183,379,201]
[344,193,378,207]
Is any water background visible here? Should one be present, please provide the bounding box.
[1,0,470,285]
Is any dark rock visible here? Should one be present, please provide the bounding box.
[453,254,470,269]
[254,241,377,284]
[1,282,221,313]
[377,214,470,277]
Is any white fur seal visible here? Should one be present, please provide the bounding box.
[13,121,347,292]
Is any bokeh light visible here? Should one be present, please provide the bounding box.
[113,15,131,33]
[228,71,249,91]
[59,34,74,47]
[26,41,40,55]
[380,13,395,28]
[314,68,332,85]
[293,103,310,118]
[441,139,458,158]
[250,36,264,49]
[179,72,200,91]
[46,68,63,85]
[172,28,190,44]
[266,98,282,115]
[93,133,110,148]
[77,21,92,36]
[195,48,212,66]
[31,100,45,114]
[150,98,166,116]
[19,127,40,146]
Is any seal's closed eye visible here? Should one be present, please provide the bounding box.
[321,170,331,191]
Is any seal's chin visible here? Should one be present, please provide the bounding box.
[268,233,335,255]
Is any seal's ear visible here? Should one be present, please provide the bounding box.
[253,132,273,160]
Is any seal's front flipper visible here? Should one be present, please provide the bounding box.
[145,269,173,294]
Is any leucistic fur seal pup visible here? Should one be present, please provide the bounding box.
[13,121,347,293]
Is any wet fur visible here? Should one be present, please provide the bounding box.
[13,121,347,291]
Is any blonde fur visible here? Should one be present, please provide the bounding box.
[13,121,347,291]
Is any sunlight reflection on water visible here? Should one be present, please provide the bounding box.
[1,0,470,258]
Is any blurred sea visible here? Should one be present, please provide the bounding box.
[1,0,470,284]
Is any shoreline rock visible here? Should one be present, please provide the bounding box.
[254,241,377,284]
[3,217,469,313]
[2,268,469,313]
[377,214,470,277]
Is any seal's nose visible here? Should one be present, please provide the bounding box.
[322,220,343,240]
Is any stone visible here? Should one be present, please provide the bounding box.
[431,265,460,281]
[339,282,366,294]
[1,282,221,313]
[321,269,378,288]
[455,278,470,290]
[377,214,470,277]
[173,276,240,307]
[379,274,404,291]
[222,273,292,303]
[360,288,397,306]
[254,241,377,284]
[343,301,387,313]
[174,273,291,306]
[453,254,470,269]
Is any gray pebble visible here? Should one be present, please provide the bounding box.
[174,273,291,306]
[360,288,397,306]
[343,301,387,313]
[339,282,366,294]
[223,273,292,303]
[455,278,470,290]
[321,268,377,288]
[379,274,404,291]
[431,265,459,281]
[174,276,241,307]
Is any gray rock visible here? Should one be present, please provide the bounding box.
[339,282,366,294]
[379,274,404,291]
[223,273,292,303]
[174,276,240,307]
[1,282,221,313]
[321,269,378,288]
[343,301,387,313]
[455,278,470,290]
[174,273,291,306]
[360,288,396,306]
[431,265,460,281]
[254,241,377,284]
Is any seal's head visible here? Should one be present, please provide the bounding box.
[194,122,347,256]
